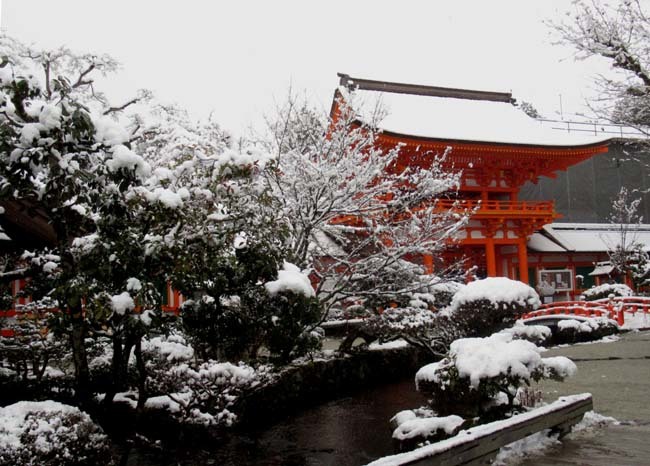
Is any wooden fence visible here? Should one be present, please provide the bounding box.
[366,393,593,466]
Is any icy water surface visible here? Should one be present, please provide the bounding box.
[128,331,650,466]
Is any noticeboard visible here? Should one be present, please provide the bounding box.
[538,269,573,293]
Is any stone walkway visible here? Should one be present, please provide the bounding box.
[523,330,650,465]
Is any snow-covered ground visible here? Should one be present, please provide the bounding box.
[621,310,650,330]
[493,411,618,465]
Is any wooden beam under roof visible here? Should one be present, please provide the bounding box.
[337,73,515,104]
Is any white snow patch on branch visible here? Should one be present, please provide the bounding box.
[106,144,151,179]
[110,291,135,315]
[265,261,315,297]
[126,277,142,292]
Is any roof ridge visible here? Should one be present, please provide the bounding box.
[337,73,515,104]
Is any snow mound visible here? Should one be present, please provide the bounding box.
[392,415,464,441]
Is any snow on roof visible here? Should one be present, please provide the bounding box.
[349,88,610,147]
[527,223,650,253]
[527,233,566,253]
[588,263,614,276]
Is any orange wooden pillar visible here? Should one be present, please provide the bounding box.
[423,254,434,275]
[485,237,497,277]
[517,239,529,284]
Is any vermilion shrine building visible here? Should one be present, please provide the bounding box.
[333,74,645,299]
[3,75,649,311]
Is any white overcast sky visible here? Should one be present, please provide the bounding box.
[1,0,619,137]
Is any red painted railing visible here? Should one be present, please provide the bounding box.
[434,199,555,216]
[595,296,650,312]
[520,297,650,326]
[522,301,617,324]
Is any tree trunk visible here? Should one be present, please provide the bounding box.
[70,301,91,405]
[134,338,147,411]
[104,332,136,406]
[104,336,124,406]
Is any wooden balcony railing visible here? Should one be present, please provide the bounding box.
[435,199,555,217]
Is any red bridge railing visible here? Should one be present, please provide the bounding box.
[521,297,650,326]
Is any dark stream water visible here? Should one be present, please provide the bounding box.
[127,378,424,466]
[128,331,650,466]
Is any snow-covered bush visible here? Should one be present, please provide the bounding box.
[264,295,322,364]
[180,261,321,363]
[498,321,552,345]
[582,283,633,301]
[446,277,541,338]
[427,281,465,310]
[141,332,195,394]
[555,317,619,343]
[415,332,576,418]
[142,334,272,427]
[0,401,115,466]
[338,279,466,355]
[359,307,451,357]
[0,300,68,384]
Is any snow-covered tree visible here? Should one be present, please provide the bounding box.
[129,101,321,363]
[0,35,323,407]
[259,92,468,318]
[605,187,650,288]
[0,36,157,401]
[549,0,650,130]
